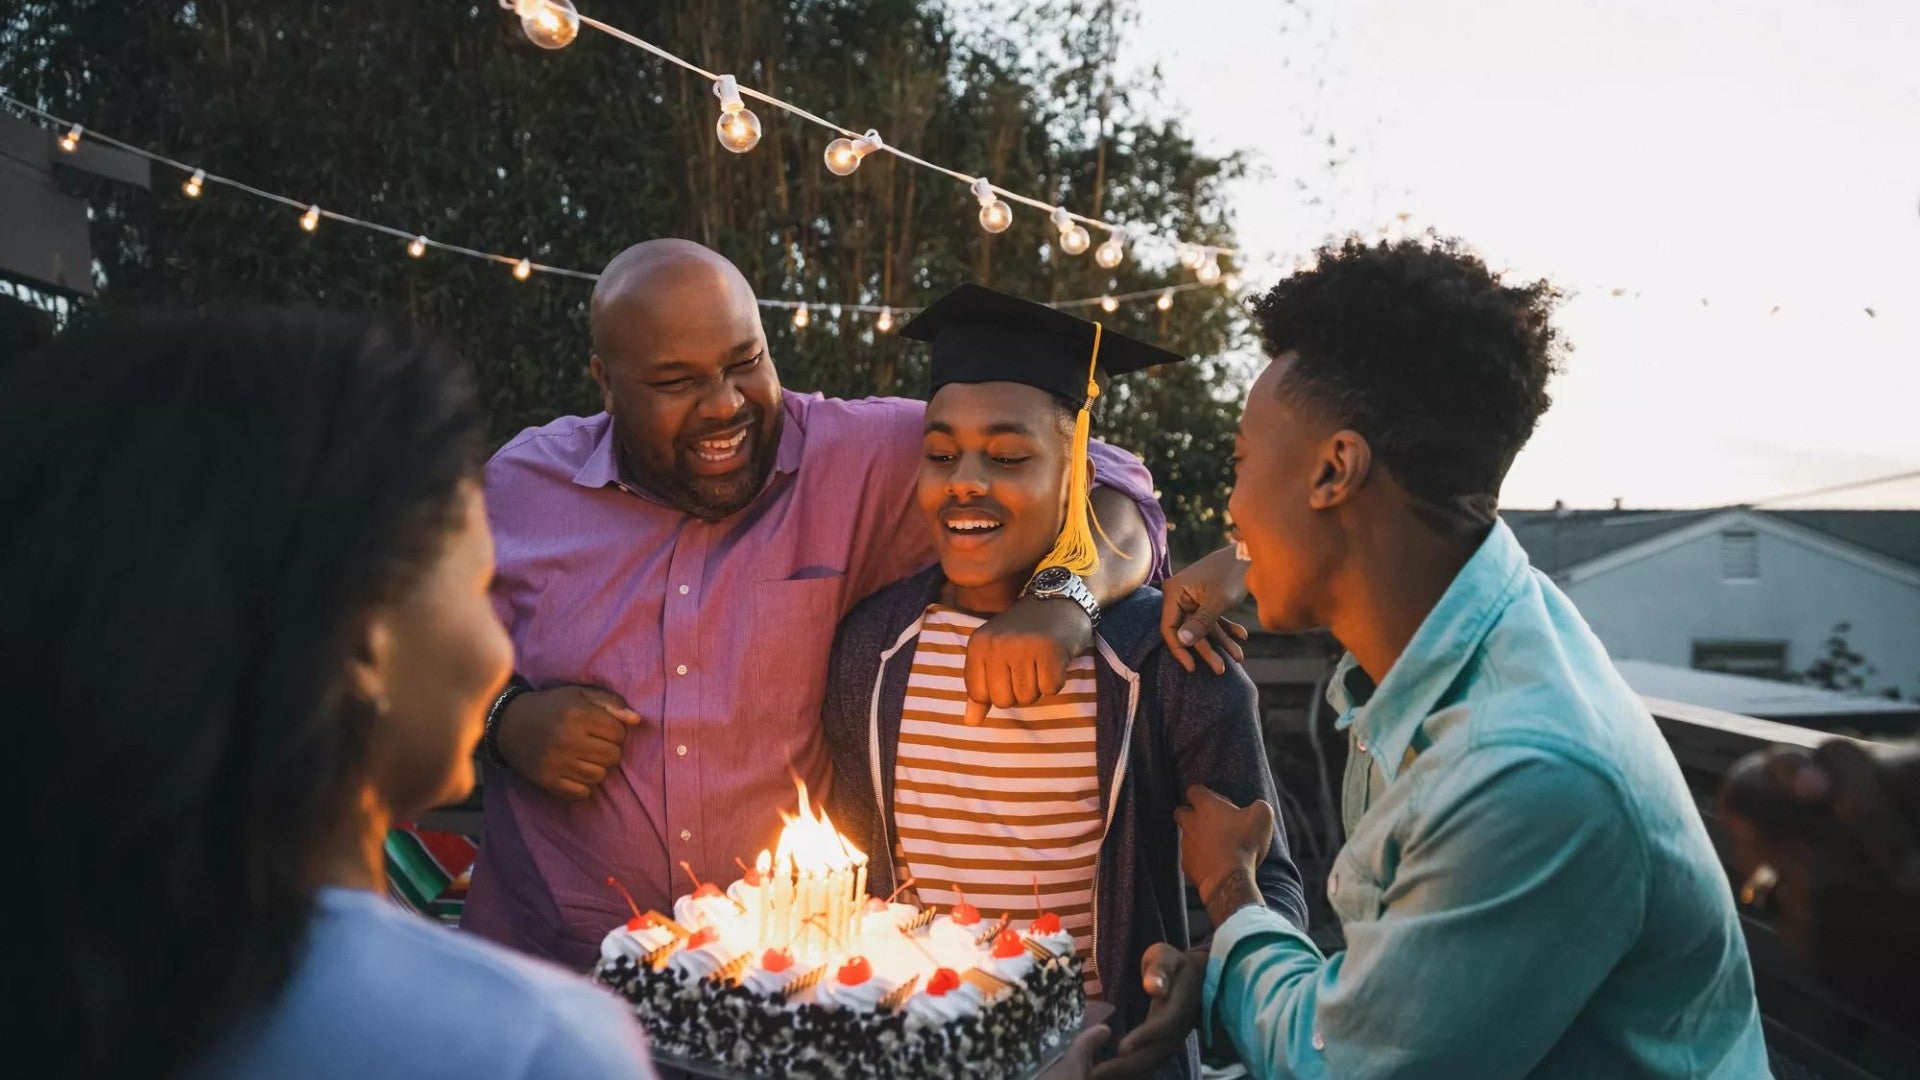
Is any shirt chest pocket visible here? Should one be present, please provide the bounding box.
[750,574,847,718]
[1326,824,1395,925]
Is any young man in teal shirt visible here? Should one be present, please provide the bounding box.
[1156,237,1770,1078]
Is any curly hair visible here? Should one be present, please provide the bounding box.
[1249,236,1565,512]
[3,310,484,1077]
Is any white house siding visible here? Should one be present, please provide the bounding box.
[1555,526,1920,701]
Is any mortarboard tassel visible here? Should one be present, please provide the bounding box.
[1036,324,1129,579]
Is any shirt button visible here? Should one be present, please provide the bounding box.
[675,664,688,676]
[678,584,690,595]
[679,829,692,842]
[676,744,688,757]
[1328,871,1340,897]
[1312,1031,1326,1052]
[1356,737,1370,754]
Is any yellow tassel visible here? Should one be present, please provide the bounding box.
[1036,324,1132,579]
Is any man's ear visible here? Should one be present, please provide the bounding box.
[588,354,615,415]
[1308,429,1373,510]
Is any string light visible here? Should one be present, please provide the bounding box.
[874,306,894,333]
[1177,243,1206,271]
[1095,230,1126,269]
[792,302,811,329]
[182,168,205,198]
[1222,272,1242,292]
[514,0,579,50]
[824,129,883,176]
[1100,295,1118,313]
[1052,207,1090,256]
[1156,289,1174,311]
[58,123,82,152]
[299,204,321,232]
[407,235,428,258]
[1196,248,1222,285]
[513,257,534,280]
[712,75,762,154]
[972,177,1012,234]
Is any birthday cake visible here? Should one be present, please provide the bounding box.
[591,783,1084,1079]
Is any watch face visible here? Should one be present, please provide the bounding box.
[1031,567,1073,593]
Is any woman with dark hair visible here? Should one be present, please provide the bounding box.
[3,311,657,1079]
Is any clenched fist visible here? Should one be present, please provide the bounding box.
[496,684,642,801]
[1174,785,1274,925]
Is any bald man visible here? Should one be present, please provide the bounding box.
[463,241,1173,967]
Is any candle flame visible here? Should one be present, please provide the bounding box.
[773,777,867,873]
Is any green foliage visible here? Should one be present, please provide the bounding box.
[2,0,1251,559]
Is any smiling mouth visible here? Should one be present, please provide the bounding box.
[941,509,1004,540]
[689,427,749,465]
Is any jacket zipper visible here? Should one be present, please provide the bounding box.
[868,622,923,892]
[1088,637,1141,985]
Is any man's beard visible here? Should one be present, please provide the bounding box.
[620,406,784,522]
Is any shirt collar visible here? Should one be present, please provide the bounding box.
[569,397,807,497]
[1326,517,1532,782]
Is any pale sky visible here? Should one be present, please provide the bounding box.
[1121,0,1920,509]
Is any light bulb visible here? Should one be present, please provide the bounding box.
[1061,224,1091,255]
[1177,243,1205,270]
[824,129,882,176]
[1196,250,1222,285]
[1095,232,1126,269]
[58,124,82,152]
[407,235,428,258]
[972,177,1012,233]
[1156,289,1174,311]
[1100,295,1118,313]
[875,306,894,333]
[299,204,321,232]
[1222,272,1242,292]
[182,169,205,198]
[517,0,579,49]
[513,257,533,281]
[792,303,811,329]
[712,75,762,154]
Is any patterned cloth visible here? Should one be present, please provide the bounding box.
[385,824,477,926]
[894,604,1105,995]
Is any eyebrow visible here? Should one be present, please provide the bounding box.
[925,420,1039,437]
[643,339,762,376]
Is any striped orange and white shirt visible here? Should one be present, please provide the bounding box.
[894,604,1106,996]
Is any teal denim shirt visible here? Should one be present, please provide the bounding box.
[1201,520,1771,1079]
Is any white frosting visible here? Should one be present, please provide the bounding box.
[857,902,918,941]
[726,879,764,913]
[740,958,812,997]
[927,915,986,955]
[1024,927,1077,959]
[673,892,742,931]
[667,937,737,980]
[599,922,677,963]
[980,948,1036,983]
[813,969,897,1012]
[903,981,986,1028]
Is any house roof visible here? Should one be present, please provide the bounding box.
[1615,660,1920,721]
[1504,507,1920,574]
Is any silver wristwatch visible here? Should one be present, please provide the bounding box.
[1022,566,1101,627]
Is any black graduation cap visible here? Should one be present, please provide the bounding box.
[901,283,1187,403]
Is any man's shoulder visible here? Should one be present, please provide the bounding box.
[489,412,609,476]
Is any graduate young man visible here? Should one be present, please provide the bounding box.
[1158,238,1770,1078]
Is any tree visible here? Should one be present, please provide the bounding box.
[1799,622,1903,701]
[1,0,1250,559]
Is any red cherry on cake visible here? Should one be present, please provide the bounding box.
[950,900,981,926]
[1030,912,1062,935]
[625,913,656,932]
[686,927,717,949]
[836,956,873,986]
[760,947,794,973]
[692,882,724,899]
[992,929,1024,959]
[926,968,962,997]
